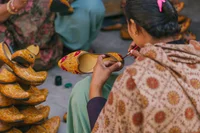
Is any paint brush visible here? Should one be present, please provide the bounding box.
[122,45,139,59]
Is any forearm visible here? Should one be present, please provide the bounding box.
[0,3,12,23]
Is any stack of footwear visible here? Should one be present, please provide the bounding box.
[174,0,197,43]
[120,0,196,43]
[0,42,60,133]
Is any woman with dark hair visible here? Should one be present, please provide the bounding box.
[67,0,200,132]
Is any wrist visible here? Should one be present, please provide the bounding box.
[7,1,17,14]
[89,83,103,100]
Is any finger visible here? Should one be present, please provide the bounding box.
[108,62,122,72]
[97,55,106,64]
[128,41,136,52]
[129,49,140,57]
[104,61,116,67]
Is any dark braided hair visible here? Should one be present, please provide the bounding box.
[125,0,180,38]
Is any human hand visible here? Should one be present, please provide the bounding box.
[128,41,140,57]
[89,55,122,99]
[12,0,27,11]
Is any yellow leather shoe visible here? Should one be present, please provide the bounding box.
[41,116,60,133]
[20,106,44,125]
[0,106,24,123]
[19,87,47,105]
[63,112,67,123]
[0,42,47,86]
[180,18,191,33]
[0,93,14,108]
[0,83,30,100]
[7,128,22,133]
[174,2,184,13]
[11,45,39,67]
[27,116,60,133]
[0,121,12,132]
[0,65,17,83]
[26,125,46,133]
[178,15,187,23]
[58,50,123,74]
[37,105,50,120]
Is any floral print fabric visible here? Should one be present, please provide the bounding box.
[0,0,63,70]
[93,40,200,133]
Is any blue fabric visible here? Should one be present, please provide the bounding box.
[67,74,118,133]
[55,0,105,51]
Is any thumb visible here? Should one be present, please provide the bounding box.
[108,62,122,72]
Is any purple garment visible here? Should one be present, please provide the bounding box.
[87,97,107,130]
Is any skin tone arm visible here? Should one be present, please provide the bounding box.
[0,3,11,22]
[0,0,27,23]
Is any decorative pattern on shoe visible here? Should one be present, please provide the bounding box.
[58,50,124,74]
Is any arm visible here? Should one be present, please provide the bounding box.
[91,68,143,132]
[0,3,11,22]
[0,0,27,23]
[87,55,122,130]
[87,97,107,129]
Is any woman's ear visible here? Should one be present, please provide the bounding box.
[128,19,138,37]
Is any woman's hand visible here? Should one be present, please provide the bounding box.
[128,41,140,57]
[13,0,27,11]
[89,55,122,99]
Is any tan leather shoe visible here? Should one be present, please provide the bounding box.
[174,2,185,13]
[41,116,60,133]
[0,42,48,86]
[7,128,22,133]
[11,45,39,67]
[20,106,44,124]
[0,106,24,123]
[0,92,14,108]
[0,121,12,132]
[0,83,30,100]
[63,112,67,123]
[37,105,50,120]
[27,116,60,133]
[180,18,191,33]
[120,24,132,40]
[26,125,46,133]
[0,65,17,83]
[178,15,187,23]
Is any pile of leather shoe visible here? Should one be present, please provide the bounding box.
[0,42,60,133]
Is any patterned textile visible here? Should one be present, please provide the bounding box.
[93,40,200,133]
[0,0,63,70]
